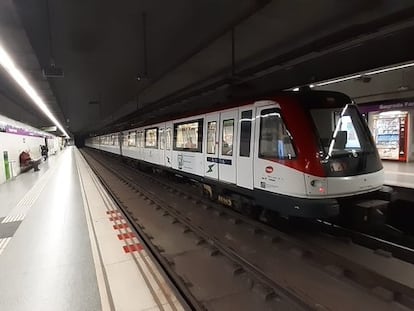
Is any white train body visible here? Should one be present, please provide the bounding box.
[86,91,385,218]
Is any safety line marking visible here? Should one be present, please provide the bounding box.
[1,213,25,223]
[0,238,12,255]
[80,150,186,310]
[2,157,60,224]
[0,154,64,258]
[77,150,171,311]
[75,151,115,311]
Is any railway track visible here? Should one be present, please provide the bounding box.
[81,148,414,311]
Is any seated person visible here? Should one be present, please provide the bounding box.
[19,150,40,172]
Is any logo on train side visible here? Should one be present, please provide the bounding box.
[265,166,273,173]
[207,164,215,173]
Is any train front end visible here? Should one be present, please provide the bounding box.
[295,91,390,224]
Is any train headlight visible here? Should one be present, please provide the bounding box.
[310,180,323,188]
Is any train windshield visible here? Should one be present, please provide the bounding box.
[310,104,376,159]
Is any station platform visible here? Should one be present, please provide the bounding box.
[383,160,414,189]
[0,147,184,311]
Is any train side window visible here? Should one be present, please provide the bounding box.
[207,121,217,154]
[239,110,252,157]
[173,119,203,152]
[222,119,234,156]
[145,128,158,148]
[166,128,172,150]
[128,131,136,147]
[259,109,296,160]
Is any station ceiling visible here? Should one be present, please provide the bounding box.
[1,0,414,136]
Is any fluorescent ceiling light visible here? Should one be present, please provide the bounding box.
[316,74,362,87]
[297,61,414,89]
[0,43,69,138]
[365,62,414,76]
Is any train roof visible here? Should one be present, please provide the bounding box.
[92,90,352,136]
[287,90,352,109]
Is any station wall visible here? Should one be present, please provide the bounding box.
[0,132,45,184]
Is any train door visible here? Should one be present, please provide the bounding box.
[118,133,122,156]
[204,113,219,180]
[253,101,301,194]
[236,106,255,189]
[164,123,173,167]
[219,110,238,184]
[159,126,165,166]
[253,102,278,190]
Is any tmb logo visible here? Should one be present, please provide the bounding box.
[265,166,273,174]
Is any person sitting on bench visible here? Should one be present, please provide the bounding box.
[19,150,40,172]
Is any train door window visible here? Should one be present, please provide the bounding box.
[159,128,165,150]
[145,128,158,148]
[111,135,116,145]
[137,131,144,147]
[207,121,217,154]
[122,133,128,146]
[166,128,172,150]
[259,109,296,159]
[128,131,137,147]
[239,110,252,157]
[222,119,234,156]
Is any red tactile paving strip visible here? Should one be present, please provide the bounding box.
[108,210,143,253]
[123,244,144,253]
[109,216,123,221]
[118,232,136,240]
[113,223,129,230]
[106,210,119,215]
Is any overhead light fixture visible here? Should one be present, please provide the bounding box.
[0,43,69,137]
[316,74,362,87]
[365,62,414,76]
[297,61,414,89]
[292,87,299,91]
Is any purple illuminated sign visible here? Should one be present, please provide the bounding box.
[358,101,414,113]
[5,125,45,138]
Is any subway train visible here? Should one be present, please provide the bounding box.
[86,90,390,222]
